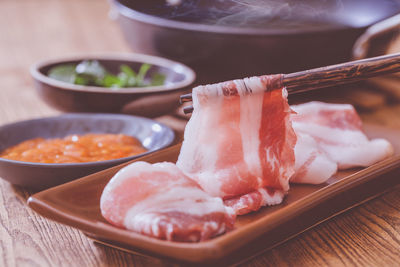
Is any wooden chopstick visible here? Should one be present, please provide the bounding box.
[181,53,400,114]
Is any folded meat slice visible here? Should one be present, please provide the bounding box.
[100,161,235,242]
[224,187,285,215]
[291,101,393,177]
[290,132,338,184]
[177,76,296,214]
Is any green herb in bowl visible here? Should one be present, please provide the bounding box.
[48,60,166,88]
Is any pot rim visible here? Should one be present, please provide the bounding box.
[111,0,396,36]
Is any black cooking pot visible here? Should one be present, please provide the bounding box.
[111,0,400,82]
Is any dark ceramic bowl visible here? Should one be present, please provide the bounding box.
[0,113,174,190]
[31,53,196,117]
[111,0,400,82]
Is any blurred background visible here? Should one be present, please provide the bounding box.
[110,0,400,81]
[1,0,400,122]
[1,0,131,122]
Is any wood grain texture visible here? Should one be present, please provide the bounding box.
[181,54,400,114]
[244,187,400,267]
[0,0,399,266]
[181,53,400,102]
[284,53,400,94]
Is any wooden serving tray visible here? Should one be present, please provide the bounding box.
[27,123,400,266]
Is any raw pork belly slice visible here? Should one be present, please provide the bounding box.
[100,161,235,242]
[177,76,296,214]
[290,101,394,183]
[224,187,285,215]
[290,132,337,184]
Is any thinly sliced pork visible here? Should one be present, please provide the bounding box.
[100,162,235,242]
[177,76,296,214]
[290,101,394,184]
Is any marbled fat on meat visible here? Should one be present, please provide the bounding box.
[290,101,394,184]
[290,132,338,184]
[177,76,296,214]
[224,187,285,215]
[100,161,235,242]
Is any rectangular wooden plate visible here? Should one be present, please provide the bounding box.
[28,123,400,266]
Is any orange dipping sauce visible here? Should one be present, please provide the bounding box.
[0,133,147,163]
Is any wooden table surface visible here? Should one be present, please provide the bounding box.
[1,1,400,266]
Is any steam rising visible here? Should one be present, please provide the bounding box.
[163,0,345,29]
[166,0,182,6]
[213,0,343,27]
